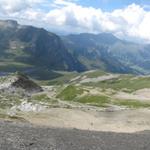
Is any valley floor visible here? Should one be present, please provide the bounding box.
[0,119,150,150]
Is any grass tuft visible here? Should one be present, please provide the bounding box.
[57,85,84,101]
[77,95,110,107]
[113,99,150,108]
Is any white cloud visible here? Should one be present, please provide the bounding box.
[0,0,150,43]
[0,0,46,13]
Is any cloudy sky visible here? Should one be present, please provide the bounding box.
[0,0,150,43]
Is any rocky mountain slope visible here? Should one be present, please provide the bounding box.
[0,19,150,80]
[0,72,43,93]
[63,33,150,74]
[0,72,44,110]
[0,20,85,79]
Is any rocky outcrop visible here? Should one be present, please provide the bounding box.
[0,73,43,94]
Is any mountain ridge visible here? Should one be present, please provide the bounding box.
[62,33,150,75]
[0,19,86,79]
[0,19,150,79]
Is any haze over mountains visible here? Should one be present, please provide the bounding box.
[0,19,150,79]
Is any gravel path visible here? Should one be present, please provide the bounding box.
[0,120,150,150]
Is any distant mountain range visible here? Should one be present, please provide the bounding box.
[0,19,150,79]
[63,33,150,75]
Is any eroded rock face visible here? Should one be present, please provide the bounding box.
[11,73,43,93]
[0,73,43,94]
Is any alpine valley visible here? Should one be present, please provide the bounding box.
[1,19,150,135]
[1,19,150,80]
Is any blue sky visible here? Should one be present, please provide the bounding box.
[42,0,150,12]
[66,0,150,11]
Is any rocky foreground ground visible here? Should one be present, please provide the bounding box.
[0,120,150,150]
[1,73,150,149]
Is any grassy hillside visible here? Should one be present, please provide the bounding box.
[1,70,150,112]
[83,75,150,92]
[51,70,150,109]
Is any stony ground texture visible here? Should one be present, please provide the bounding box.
[0,120,150,150]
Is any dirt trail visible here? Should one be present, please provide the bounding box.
[115,89,150,101]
